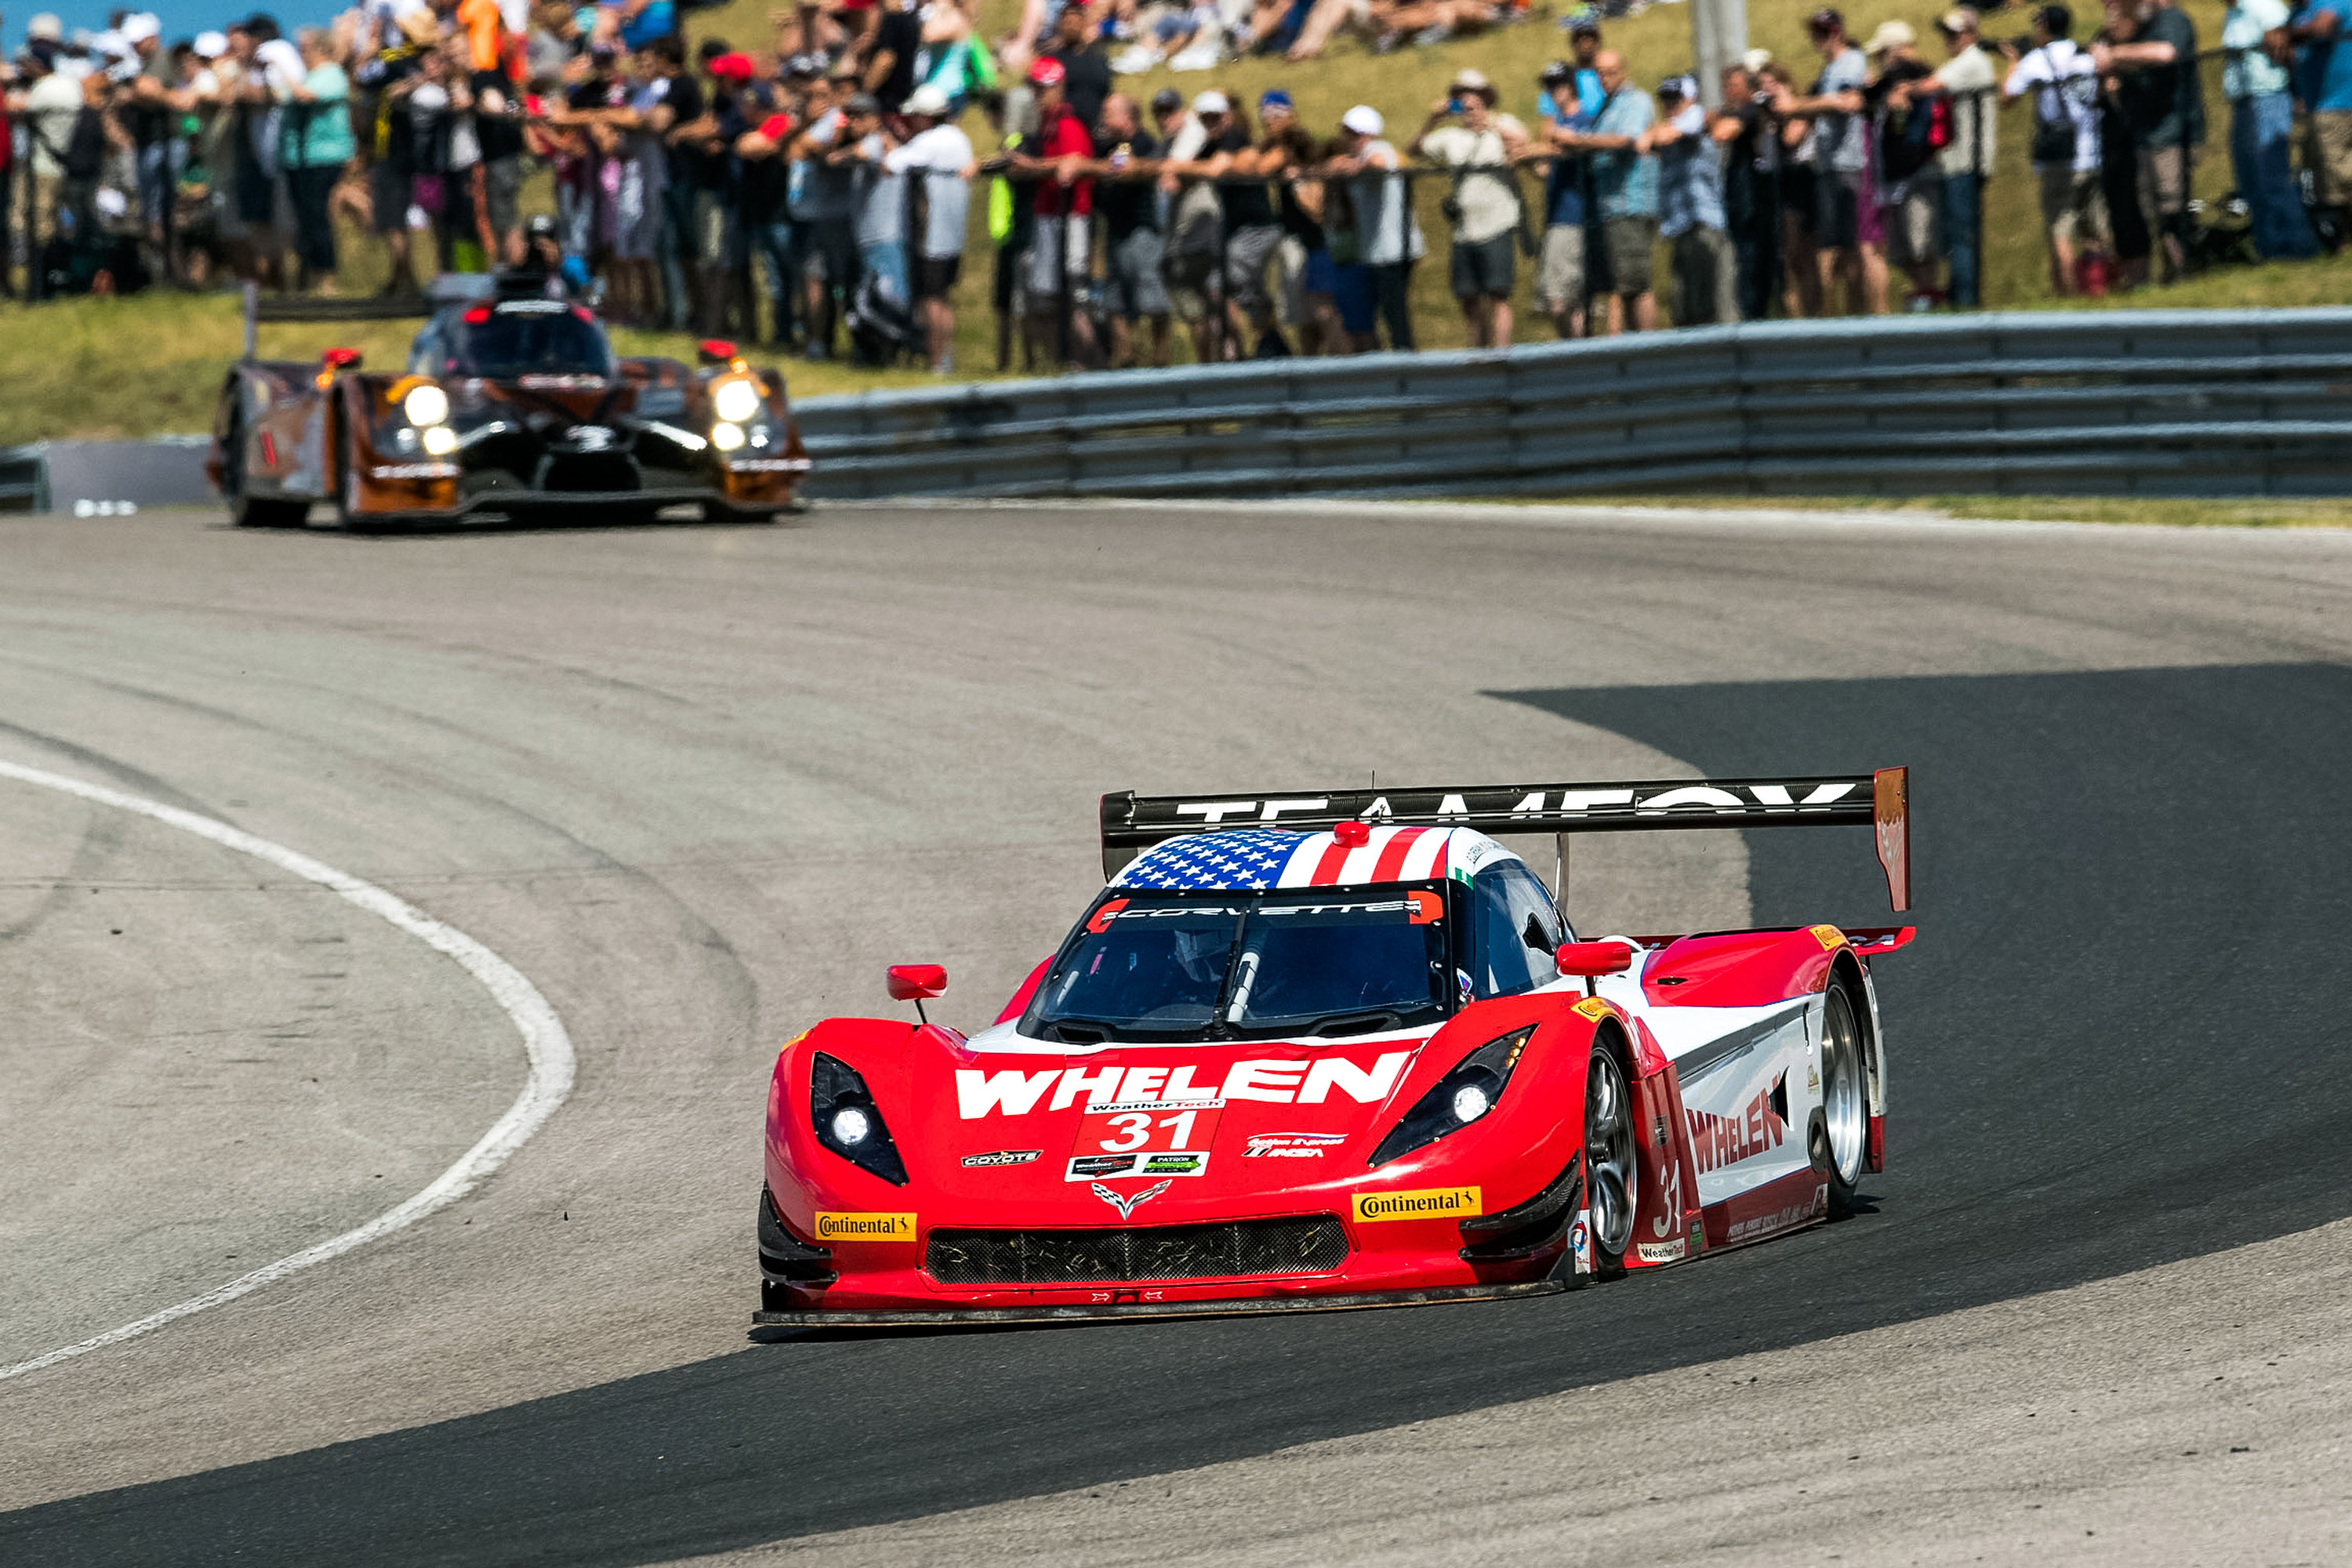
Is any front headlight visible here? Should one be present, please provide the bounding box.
[420,426,459,456]
[403,384,450,427]
[711,422,746,452]
[810,1051,909,1184]
[712,377,763,424]
[1367,1025,1537,1167]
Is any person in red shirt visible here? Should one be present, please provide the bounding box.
[1009,56,1100,365]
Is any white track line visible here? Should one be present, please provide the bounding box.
[0,757,575,1383]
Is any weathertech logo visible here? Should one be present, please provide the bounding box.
[1685,1088,1788,1174]
[813,1211,915,1241]
[1352,1186,1481,1223]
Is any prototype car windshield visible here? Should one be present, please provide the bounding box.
[449,311,614,379]
[1024,887,1452,1044]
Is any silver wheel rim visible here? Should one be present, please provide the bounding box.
[1585,1047,1638,1257]
[1822,987,1866,1187]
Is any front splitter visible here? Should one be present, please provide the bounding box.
[753,1279,1563,1327]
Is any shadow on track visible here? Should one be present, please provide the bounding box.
[11,662,2352,1567]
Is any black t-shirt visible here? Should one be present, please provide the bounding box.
[661,71,706,187]
[727,92,789,222]
[872,6,922,111]
[1214,124,1273,228]
[1720,101,1774,230]
[473,70,524,162]
[1867,56,1935,181]
[2118,5,2202,148]
[1095,126,1160,238]
[1048,42,1112,130]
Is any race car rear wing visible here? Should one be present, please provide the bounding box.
[1100,767,1911,911]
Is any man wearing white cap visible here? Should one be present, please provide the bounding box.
[116,14,179,243]
[1158,88,1231,361]
[1902,7,1998,307]
[1327,100,1419,350]
[885,82,976,373]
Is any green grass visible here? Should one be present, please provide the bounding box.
[7,0,2350,444]
[1461,493,2352,525]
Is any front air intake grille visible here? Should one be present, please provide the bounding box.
[925,1216,1348,1286]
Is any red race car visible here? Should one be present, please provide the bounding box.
[757,771,1914,1325]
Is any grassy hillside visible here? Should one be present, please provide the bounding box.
[8,0,2350,444]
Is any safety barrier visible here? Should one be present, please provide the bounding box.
[791,309,2352,501]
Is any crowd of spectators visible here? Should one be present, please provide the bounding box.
[2,0,2347,370]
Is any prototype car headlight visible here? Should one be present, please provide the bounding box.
[712,377,763,424]
[402,384,450,427]
[1367,1025,1537,1168]
[810,1051,909,1185]
[420,426,459,457]
[711,422,746,452]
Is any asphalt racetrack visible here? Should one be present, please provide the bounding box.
[2,500,2350,1567]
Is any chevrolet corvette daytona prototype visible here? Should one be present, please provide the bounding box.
[758,771,1915,1324]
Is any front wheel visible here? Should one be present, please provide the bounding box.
[1582,1041,1639,1280]
[1816,980,1869,1218]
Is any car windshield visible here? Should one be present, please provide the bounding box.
[1023,886,1453,1044]
[448,310,613,379]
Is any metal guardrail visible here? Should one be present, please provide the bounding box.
[791,309,2352,501]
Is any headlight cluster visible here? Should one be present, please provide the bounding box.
[809,1051,909,1185]
[710,376,769,455]
[1367,1025,1537,1167]
[399,383,458,457]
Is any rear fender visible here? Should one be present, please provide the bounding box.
[214,361,321,498]
[1642,925,1849,1009]
[1831,948,1888,1171]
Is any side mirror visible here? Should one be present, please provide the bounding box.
[1555,941,1635,978]
[697,338,739,367]
[322,347,364,371]
[887,964,948,1000]
[887,964,947,1025]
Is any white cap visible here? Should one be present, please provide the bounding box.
[903,82,950,116]
[1341,103,1382,135]
[122,12,162,43]
[1740,45,1773,72]
[1192,89,1229,114]
[27,13,64,40]
[193,29,230,56]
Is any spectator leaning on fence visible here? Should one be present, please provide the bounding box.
[1158,88,1229,363]
[1559,49,1657,334]
[2092,0,2204,286]
[1863,20,1936,311]
[1326,101,1419,350]
[2221,0,2318,257]
[1534,58,1594,338]
[1409,67,1525,349]
[1777,9,1875,314]
[1647,73,1737,326]
[2005,2,2108,296]
[2296,0,2352,239]
[1911,7,1997,310]
[889,82,976,372]
[1091,90,1172,368]
[1715,62,1784,323]
[278,24,354,293]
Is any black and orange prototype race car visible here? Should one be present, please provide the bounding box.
[206,275,811,528]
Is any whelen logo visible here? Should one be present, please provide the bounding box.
[1685,1087,1788,1174]
[955,1053,1411,1119]
[1352,1186,1482,1223]
[813,1211,916,1241]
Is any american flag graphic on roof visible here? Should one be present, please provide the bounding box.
[1116,829,1308,890]
[1116,826,1454,891]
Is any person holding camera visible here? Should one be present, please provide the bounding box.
[1408,67,1526,349]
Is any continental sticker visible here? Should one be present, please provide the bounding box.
[1352,1186,1482,1223]
[1809,924,1844,950]
[1572,997,1612,1022]
[813,1211,916,1242]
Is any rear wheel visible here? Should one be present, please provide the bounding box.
[222,405,307,528]
[1816,980,1869,1218]
[1583,1041,1639,1280]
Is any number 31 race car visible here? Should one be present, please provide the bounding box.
[758,770,1915,1324]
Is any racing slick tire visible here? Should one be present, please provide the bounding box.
[1814,979,1870,1220]
[221,404,309,528]
[1582,1035,1639,1282]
